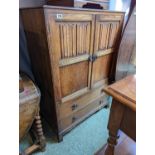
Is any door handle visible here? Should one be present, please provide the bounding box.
[88,54,98,62]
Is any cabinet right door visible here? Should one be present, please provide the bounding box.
[91,13,124,88]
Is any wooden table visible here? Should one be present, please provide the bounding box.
[96,75,136,155]
[19,74,46,155]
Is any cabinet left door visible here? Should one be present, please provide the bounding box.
[44,9,95,104]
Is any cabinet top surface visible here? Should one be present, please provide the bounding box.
[44,5,125,13]
[104,75,136,110]
[21,5,125,14]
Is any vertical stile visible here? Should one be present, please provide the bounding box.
[66,24,70,57]
[59,24,64,58]
[63,24,67,58]
[105,23,110,49]
[77,24,80,55]
[69,23,73,57]
[79,24,81,55]
[99,23,102,50]
[94,22,100,52]
[83,23,86,54]
[81,24,84,54]
[86,23,90,53]
[72,24,76,57]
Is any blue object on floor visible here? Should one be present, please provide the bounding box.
[20,108,110,155]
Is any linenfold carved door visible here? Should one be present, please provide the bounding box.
[91,14,122,88]
[46,10,95,103]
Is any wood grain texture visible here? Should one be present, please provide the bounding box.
[20,8,61,137]
[60,61,89,97]
[108,22,119,48]
[103,75,136,111]
[21,6,124,141]
[91,53,113,85]
[19,74,46,154]
[92,13,123,88]
[100,75,136,155]
[59,86,108,119]
[19,75,40,141]
[59,54,89,67]
[59,95,109,132]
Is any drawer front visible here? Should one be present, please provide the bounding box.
[59,95,108,132]
[59,84,108,120]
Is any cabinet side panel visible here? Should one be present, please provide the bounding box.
[20,8,59,131]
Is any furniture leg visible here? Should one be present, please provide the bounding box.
[105,99,125,155]
[34,114,46,151]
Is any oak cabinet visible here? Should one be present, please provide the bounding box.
[21,6,124,141]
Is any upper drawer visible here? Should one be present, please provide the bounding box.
[58,85,108,120]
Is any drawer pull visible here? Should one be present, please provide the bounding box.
[72,117,78,123]
[71,104,78,111]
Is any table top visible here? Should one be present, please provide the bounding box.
[19,74,40,105]
[103,75,136,111]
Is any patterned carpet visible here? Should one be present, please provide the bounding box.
[20,107,110,155]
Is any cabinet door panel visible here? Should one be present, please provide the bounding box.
[59,22,91,58]
[94,22,110,51]
[60,61,89,97]
[45,10,94,102]
[108,22,120,48]
[91,14,123,88]
[92,54,113,84]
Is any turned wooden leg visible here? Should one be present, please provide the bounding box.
[105,99,125,155]
[34,115,46,151]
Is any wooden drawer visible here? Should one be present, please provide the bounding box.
[59,95,109,132]
[59,85,108,120]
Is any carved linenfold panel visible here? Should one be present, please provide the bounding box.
[98,22,110,50]
[94,21,120,52]
[108,22,119,48]
[94,22,110,52]
[58,22,91,58]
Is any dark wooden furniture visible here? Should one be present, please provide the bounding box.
[19,74,46,154]
[97,75,136,155]
[47,0,109,9]
[20,6,124,141]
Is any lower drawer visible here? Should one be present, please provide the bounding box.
[59,95,109,132]
[59,85,107,120]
